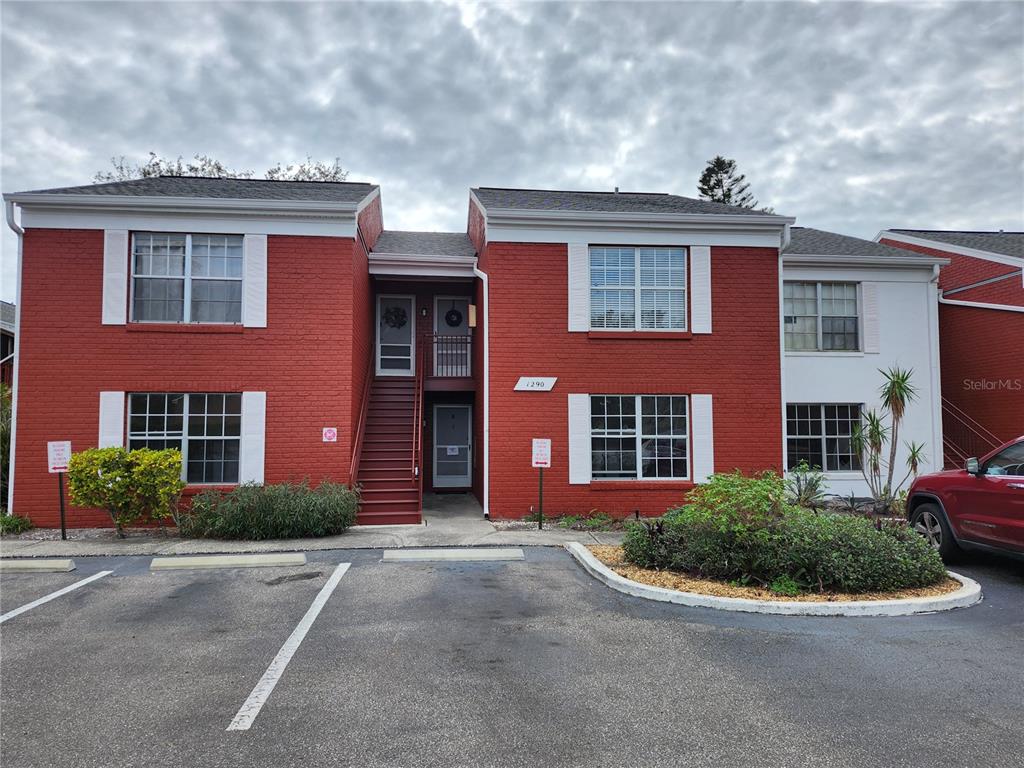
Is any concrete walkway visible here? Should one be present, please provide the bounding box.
[0,493,625,558]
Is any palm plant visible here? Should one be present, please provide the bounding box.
[851,367,926,514]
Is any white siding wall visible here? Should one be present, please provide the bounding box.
[782,265,943,497]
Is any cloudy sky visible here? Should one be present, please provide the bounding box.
[2,0,1022,301]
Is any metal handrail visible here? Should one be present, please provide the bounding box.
[349,356,374,486]
[941,396,1003,468]
[412,341,425,486]
[429,333,472,378]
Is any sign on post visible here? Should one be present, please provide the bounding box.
[531,438,551,468]
[47,441,72,541]
[47,441,72,473]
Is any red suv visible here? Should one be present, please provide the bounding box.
[907,436,1024,560]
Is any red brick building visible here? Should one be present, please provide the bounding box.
[3,177,950,526]
[878,230,1024,465]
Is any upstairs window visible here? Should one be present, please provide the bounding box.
[784,281,859,351]
[132,233,243,323]
[590,247,686,330]
[128,392,242,483]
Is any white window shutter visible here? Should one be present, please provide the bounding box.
[691,394,714,483]
[567,394,591,484]
[102,230,129,325]
[243,235,268,328]
[97,391,125,447]
[567,242,590,332]
[690,246,712,334]
[240,391,267,484]
[862,282,880,353]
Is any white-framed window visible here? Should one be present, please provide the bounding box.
[590,246,687,330]
[128,393,242,483]
[591,395,689,479]
[785,403,862,471]
[131,233,243,323]
[783,281,859,351]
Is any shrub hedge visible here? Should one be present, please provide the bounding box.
[179,481,359,540]
[622,471,946,594]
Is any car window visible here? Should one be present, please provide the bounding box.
[983,442,1024,476]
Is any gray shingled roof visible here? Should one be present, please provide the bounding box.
[784,227,926,259]
[1,301,14,333]
[373,231,476,258]
[472,187,777,217]
[11,176,378,204]
[888,230,1024,260]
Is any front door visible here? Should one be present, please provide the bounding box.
[433,404,472,487]
[433,296,471,377]
[376,295,415,376]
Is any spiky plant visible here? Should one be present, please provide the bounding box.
[879,366,917,497]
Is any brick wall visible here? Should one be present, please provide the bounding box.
[12,229,359,527]
[480,241,783,519]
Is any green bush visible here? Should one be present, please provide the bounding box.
[623,471,946,594]
[0,512,32,535]
[67,447,185,537]
[179,481,359,540]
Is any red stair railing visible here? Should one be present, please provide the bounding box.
[412,340,425,501]
[349,356,374,487]
[941,396,1003,468]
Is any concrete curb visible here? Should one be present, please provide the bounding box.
[0,559,76,573]
[565,542,983,617]
[383,548,525,562]
[150,553,307,571]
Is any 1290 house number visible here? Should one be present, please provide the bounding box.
[514,377,557,392]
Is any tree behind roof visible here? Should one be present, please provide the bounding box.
[94,153,347,182]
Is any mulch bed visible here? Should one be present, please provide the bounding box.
[588,545,961,603]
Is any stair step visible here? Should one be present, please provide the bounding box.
[358,472,415,482]
[356,510,422,526]
[360,487,419,496]
[359,499,421,511]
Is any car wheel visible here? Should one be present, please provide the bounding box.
[911,503,959,561]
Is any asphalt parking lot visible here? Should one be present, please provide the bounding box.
[1,548,1023,768]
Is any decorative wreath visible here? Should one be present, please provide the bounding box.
[383,306,408,329]
[445,308,464,327]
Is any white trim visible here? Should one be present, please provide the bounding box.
[368,252,477,278]
[4,191,368,216]
[567,394,591,485]
[4,201,22,513]
[355,186,381,215]
[690,246,712,334]
[432,403,472,488]
[102,230,129,325]
[938,296,1024,313]
[487,226,783,248]
[783,253,947,269]
[240,391,266,484]
[927,265,944,477]
[876,230,1024,270]
[97,392,126,447]
[567,242,589,332]
[243,234,268,328]
[778,250,787,475]
[691,394,714,483]
[375,294,416,376]
[472,262,490,518]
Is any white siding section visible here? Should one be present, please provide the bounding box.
[243,234,268,328]
[691,394,715,482]
[690,246,712,334]
[567,242,590,332]
[97,392,125,447]
[567,394,591,484]
[102,230,129,325]
[861,282,880,353]
[240,391,267,484]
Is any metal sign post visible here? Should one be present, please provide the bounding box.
[531,439,552,530]
[47,441,72,541]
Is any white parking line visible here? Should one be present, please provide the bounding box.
[0,571,113,625]
[226,562,351,731]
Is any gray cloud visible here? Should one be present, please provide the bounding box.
[2,0,1022,300]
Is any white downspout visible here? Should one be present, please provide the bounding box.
[928,264,945,473]
[472,260,490,519]
[4,200,23,514]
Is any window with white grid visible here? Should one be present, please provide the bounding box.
[784,281,859,351]
[128,393,242,483]
[591,395,689,480]
[785,403,862,471]
[132,233,243,323]
[590,247,686,330]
